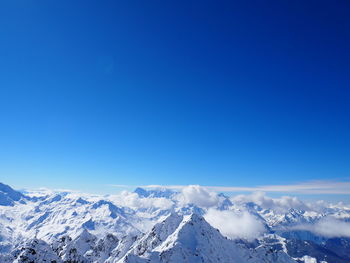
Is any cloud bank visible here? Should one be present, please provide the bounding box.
[292,217,350,238]
[204,208,266,240]
[109,191,174,210]
[176,185,220,208]
[232,191,309,213]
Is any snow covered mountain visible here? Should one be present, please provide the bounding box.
[119,213,296,263]
[1,182,350,263]
[0,182,27,206]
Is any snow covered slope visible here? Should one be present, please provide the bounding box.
[119,213,296,263]
[0,182,26,206]
[1,182,350,263]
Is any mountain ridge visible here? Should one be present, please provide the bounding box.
[1,182,350,263]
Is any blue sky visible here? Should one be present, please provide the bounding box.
[0,0,349,195]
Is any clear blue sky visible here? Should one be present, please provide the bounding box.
[0,0,349,193]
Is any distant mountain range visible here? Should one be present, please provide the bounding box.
[1,182,350,263]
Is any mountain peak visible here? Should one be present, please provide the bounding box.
[0,182,26,206]
[12,238,62,263]
[134,187,150,197]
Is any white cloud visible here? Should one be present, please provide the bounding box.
[176,185,220,208]
[232,192,309,213]
[293,217,350,238]
[204,208,266,241]
[109,191,174,210]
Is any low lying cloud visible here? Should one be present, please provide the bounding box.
[176,185,220,208]
[204,208,266,241]
[232,192,309,213]
[109,191,174,210]
[292,217,350,238]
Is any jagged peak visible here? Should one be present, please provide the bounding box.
[13,238,62,263]
[150,212,183,236]
[168,213,221,241]
[186,212,205,222]
[76,228,95,241]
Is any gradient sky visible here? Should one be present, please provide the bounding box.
[0,0,349,194]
